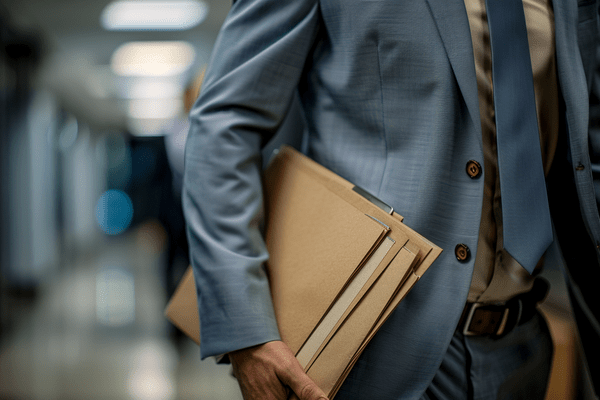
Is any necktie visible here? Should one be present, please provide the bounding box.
[485,0,553,273]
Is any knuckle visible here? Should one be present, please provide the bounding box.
[278,357,296,375]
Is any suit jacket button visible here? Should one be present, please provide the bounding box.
[466,160,482,179]
[455,244,470,262]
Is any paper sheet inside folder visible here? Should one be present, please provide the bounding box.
[295,236,396,368]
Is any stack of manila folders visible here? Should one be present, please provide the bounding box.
[165,145,442,399]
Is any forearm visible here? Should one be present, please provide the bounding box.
[182,0,321,359]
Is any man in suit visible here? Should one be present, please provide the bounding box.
[183,0,600,398]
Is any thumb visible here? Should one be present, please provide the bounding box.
[279,362,328,400]
[290,380,329,400]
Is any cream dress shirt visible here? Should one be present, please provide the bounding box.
[465,0,559,303]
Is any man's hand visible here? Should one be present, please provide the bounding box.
[228,340,329,400]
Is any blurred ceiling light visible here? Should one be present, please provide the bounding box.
[119,79,182,99]
[101,0,208,31]
[111,41,195,77]
[128,98,183,119]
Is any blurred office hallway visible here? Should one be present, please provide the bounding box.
[0,2,303,398]
[1,1,244,398]
[0,1,597,399]
[0,221,244,400]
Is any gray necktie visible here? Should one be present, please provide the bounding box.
[485,0,553,273]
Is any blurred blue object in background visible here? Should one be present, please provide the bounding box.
[96,189,134,235]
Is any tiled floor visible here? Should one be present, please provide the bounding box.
[0,222,243,400]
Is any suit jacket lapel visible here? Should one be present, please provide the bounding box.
[425,0,482,148]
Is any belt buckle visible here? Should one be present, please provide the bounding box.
[462,302,512,337]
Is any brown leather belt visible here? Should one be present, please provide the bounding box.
[457,278,549,337]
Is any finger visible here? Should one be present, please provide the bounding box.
[292,379,328,400]
[278,359,328,400]
[234,362,289,400]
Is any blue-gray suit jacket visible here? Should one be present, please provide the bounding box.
[183,0,600,397]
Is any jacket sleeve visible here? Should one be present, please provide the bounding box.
[182,0,321,359]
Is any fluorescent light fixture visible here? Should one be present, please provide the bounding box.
[101,0,208,31]
[118,79,183,99]
[111,41,195,77]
